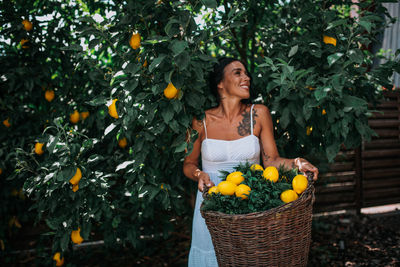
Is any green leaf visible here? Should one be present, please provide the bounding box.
[170,40,188,56]
[60,231,70,251]
[86,96,108,106]
[175,52,190,70]
[164,19,181,37]
[288,45,298,57]
[326,19,347,30]
[161,104,174,123]
[359,20,372,33]
[326,143,340,162]
[343,95,367,109]
[327,53,344,66]
[348,49,364,64]
[149,54,166,72]
[280,108,290,129]
[174,142,187,153]
[314,87,330,101]
[201,0,217,8]
[60,44,83,51]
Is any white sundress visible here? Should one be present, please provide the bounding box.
[188,104,261,267]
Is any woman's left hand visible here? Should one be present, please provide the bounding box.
[294,158,319,181]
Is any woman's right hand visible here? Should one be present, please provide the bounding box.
[197,171,214,192]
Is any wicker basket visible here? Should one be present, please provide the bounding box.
[200,184,315,267]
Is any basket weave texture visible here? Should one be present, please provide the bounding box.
[200,185,315,267]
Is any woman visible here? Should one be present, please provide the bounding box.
[183,57,319,266]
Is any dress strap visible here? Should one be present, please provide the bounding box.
[250,104,254,135]
[203,117,208,139]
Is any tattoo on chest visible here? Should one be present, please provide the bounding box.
[237,108,257,136]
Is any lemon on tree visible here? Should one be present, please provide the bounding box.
[45,89,55,102]
[70,167,82,185]
[164,82,179,99]
[71,228,84,244]
[3,118,11,128]
[226,171,244,185]
[250,163,263,171]
[292,174,308,194]
[22,19,33,31]
[108,99,119,118]
[80,111,89,120]
[129,32,141,49]
[280,189,298,203]
[72,184,79,192]
[235,184,251,199]
[118,137,127,148]
[69,110,80,124]
[217,181,237,196]
[53,252,64,266]
[263,166,279,182]
[34,142,44,155]
[20,39,29,49]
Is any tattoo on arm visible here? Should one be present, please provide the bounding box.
[260,140,270,162]
[237,108,258,136]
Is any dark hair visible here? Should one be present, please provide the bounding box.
[208,57,254,104]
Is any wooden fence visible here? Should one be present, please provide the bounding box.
[314,91,400,213]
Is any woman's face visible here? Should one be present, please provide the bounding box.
[218,61,250,100]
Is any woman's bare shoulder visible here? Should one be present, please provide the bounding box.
[253,104,271,116]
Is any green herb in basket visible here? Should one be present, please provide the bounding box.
[201,162,305,214]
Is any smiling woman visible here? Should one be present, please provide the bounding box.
[183,57,319,266]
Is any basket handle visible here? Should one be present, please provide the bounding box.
[202,185,211,200]
[305,171,314,185]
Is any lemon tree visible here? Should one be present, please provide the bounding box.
[0,0,399,264]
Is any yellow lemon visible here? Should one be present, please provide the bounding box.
[292,174,308,194]
[69,110,80,124]
[226,171,244,185]
[45,90,55,102]
[129,33,141,50]
[323,35,337,46]
[217,181,237,196]
[163,83,179,99]
[322,109,326,115]
[35,142,45,155]
[208,186,219,195]
[22,19,33,31]
[108,99,119,119]
[53,252,65,266]
[250,164,263,171]
[20,39,29,49]
[118,137,127,148]
[80,111,89,120]
[71,228,84,244]
[3,118,11,128]
[143,59,148,67]
[235,184,251,199]
[69,167,82,185]
[306,86,315,91]
[72,184,79,192]
[263,166,279,182]
[280,189,298,203]
[306,126,313,136]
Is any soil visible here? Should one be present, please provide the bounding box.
[3,211,399,266]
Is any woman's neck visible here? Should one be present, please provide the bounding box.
[217,98,246,122]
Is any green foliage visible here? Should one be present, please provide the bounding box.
[0,0,399,263]
[202,163,297,214]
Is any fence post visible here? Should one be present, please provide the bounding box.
[354,147,363,215]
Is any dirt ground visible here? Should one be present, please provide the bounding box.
[3,210,399,266]
[308,211,400,267]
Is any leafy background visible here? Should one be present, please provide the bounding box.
[1,0,399,265]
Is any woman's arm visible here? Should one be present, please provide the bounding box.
[256,104,319,180]
[183,117,215,191]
